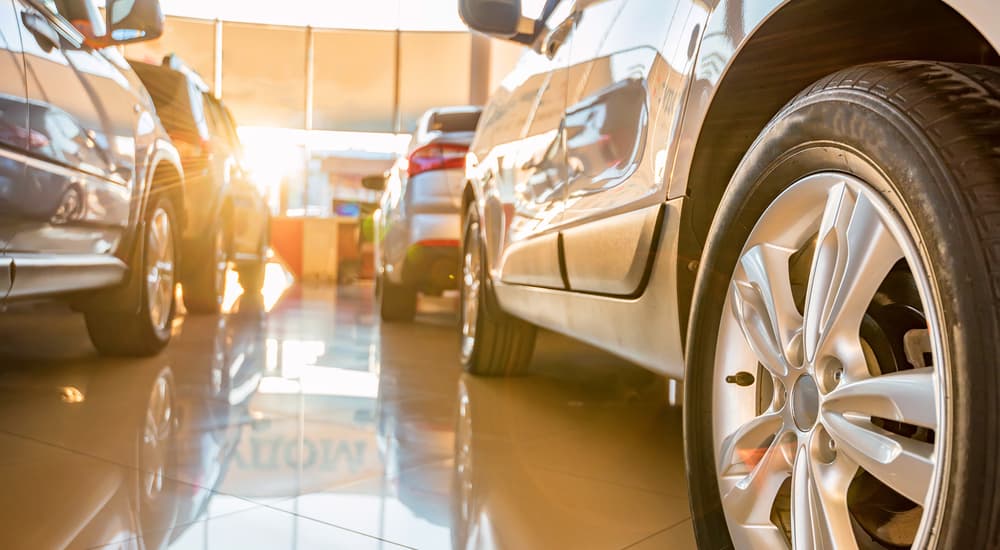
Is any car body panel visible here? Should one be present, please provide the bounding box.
[14,0,139,257]
[0,1,29,252]
[495,198,686,377]
[0,0,184,302]
[468,3,577,288]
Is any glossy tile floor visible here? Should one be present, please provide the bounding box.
[0,267,696,550]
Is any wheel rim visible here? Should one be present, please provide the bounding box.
[713,172,948,549]
[460,220,481,361]
[146,207,175,332]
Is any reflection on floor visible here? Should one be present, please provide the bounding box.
[0,269,697,550]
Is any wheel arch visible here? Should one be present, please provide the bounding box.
[674,0,999,343]
[145,140,186,230]
[144,141,186,271]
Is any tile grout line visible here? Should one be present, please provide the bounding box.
[618,515,692,550]
[0,427,418,550]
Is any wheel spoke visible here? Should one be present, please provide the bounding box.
[823,368,937,430]
[721,432,792,526]
[731,243,802,376]
[803,184,904,362]
[821,411,934,504]
[718,412,784,475]
[791,442,859,550]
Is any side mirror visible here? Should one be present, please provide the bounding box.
[362,174,387,192]
[106,0,164,44]
[458,0,538,45]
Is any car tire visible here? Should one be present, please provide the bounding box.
[378,274,417,322]
[183,218,229,314]
[85,196,179,357]
[459,203,536,376]
[685,61,1000,550]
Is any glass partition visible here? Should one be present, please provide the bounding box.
[397,32,471,132]
[312,29,396,132]
[222,22,308,128]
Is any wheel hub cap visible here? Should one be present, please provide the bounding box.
[790,374,819,431]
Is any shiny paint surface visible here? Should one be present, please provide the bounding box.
[14,0,138,255]
[464,0,999,376]
[468,0,707,293]
[0,276,696,549]
[468,1,576,288]
[0,1,27,251]
[0,0,180,301]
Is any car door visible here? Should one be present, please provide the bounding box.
[0,0,28,297]
[558,0,704,295]
[8,0,134,260]
[483,0,576,289]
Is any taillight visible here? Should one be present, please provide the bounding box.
[407,143,468,177]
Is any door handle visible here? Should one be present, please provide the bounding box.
[21,10,59,52]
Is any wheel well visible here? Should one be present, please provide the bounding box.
[676,0,999,338]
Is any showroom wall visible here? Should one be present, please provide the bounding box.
[125,16,523,133]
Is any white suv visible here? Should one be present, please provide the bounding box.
[370,106,482,322]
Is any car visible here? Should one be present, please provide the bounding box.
[129,55,271,313]
[366,105,483,322]
[457,0,1000,548]
[0,0,189,356]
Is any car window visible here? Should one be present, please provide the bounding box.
[205,96,243,149]
[131,64,206,140]
[42,0,106,36]
[427,111,481,133]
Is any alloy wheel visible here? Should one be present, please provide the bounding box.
[146,207,176,332]
[460,220,481,361]
[713,172,947,549]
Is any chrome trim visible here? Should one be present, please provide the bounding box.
[7,253,127,299]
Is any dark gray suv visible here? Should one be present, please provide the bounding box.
[0,0,186,356]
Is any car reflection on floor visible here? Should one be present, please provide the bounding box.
[0,267,696,549]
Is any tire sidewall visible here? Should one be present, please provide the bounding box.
[459,203,483,370]
[686,89,997,549]
[144,196,179,345]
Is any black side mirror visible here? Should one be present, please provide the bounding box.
[458,0,538,45]
[106,0,164,44]
[362,174,387,192]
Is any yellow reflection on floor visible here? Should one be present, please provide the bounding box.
[221,261,295,314]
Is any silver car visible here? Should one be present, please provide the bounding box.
[458,0,1000,548]
[370,106,483,322]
